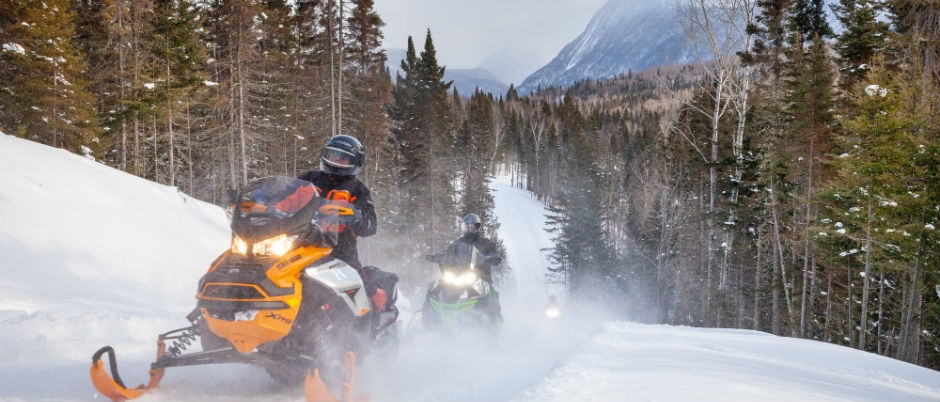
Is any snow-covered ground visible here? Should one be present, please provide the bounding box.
[0,132,937,402]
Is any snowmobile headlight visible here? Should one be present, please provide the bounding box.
[252,234,297,256]
[231,234,297,257]
[442,270,478,286]
[544,306,560,318]
[232,236,249,255]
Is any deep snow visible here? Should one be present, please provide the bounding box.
[0,133,937,402]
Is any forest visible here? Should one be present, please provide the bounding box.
[1,0,938,370]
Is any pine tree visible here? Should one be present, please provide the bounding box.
[291,0,334,175]
[72,0,153,171]
[782,31,836,338]
[343,0,390,182]
[0,0,101,154]
[790,0,833,42]
[384,31,455,286]
[201,0,266,188]
[151,0,204,186]
[831,0,889,90]
[545,94,620,305]
[817,62,928,353]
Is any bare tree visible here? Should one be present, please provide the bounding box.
[678,0,744,318]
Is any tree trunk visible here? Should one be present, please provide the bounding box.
[753,225,762,330]
[859,193,874,350]
[770,178,796,336]
[800,139,816,338]
[338,0,344,135]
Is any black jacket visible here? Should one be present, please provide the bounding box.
[297,171,376,271]
[456,231,501,283]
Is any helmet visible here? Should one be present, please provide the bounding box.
[320,134,365,176]
[462,213,481,234]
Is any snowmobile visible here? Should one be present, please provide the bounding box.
[89,176,398,402]
[544,295,561,319]
[421,241,501,331]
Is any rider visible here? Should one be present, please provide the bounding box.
[298,134,396,312]
[455,213,501,284]
[427,213,504,322]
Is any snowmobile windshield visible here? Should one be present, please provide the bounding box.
[240,176,317,218]
[231,176,320,243]
[439,241,479,272]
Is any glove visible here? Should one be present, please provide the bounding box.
[320,206,360,234]
[343,207,363,224]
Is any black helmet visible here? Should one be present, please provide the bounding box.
[462,213,481,234]
[320,134,365,176]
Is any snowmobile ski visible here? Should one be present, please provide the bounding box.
[89,342,166,401]
[304,351,369,402]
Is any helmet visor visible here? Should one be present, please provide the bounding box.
[322,146,357,169]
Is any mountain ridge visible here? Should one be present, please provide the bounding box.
[518,0,695,94]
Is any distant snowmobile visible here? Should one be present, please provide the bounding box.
[89,176,398,402]
[544,295,561,319]
[421,241,502,332]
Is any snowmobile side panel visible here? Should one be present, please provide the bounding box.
[305,260,371,316]
[267,245,333,288]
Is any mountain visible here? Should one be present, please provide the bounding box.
[478,46,547,86]
[443,68,509,97]
[384,47,407,80]
[518,0,695,94]
[385,47,510,96]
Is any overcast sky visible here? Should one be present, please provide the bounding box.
[373,0,608,70]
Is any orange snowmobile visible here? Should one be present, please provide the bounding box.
[89,176,399,402]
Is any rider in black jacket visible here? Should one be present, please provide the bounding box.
[454,213,502,284]
[298,134,395,311]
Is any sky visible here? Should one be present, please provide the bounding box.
[373,0,608,70]
[0,132,938,401]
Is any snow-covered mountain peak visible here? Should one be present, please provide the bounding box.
[518,0,694,93]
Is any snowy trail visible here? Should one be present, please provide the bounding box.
[491,176,556,311]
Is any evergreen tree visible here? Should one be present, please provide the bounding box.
[545,94,620,305]
[343,0,390,183]
[790,0,833,42]
[201,0,266,188]
[817,64,929,353]
[151,0,204,185]
[746,0,791,71]
[832,0,889,90]
[0,0,101,154]
[384,31,455,287]
[72,0,155,172]
[782,31,836,338]
[291,0,334,175]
